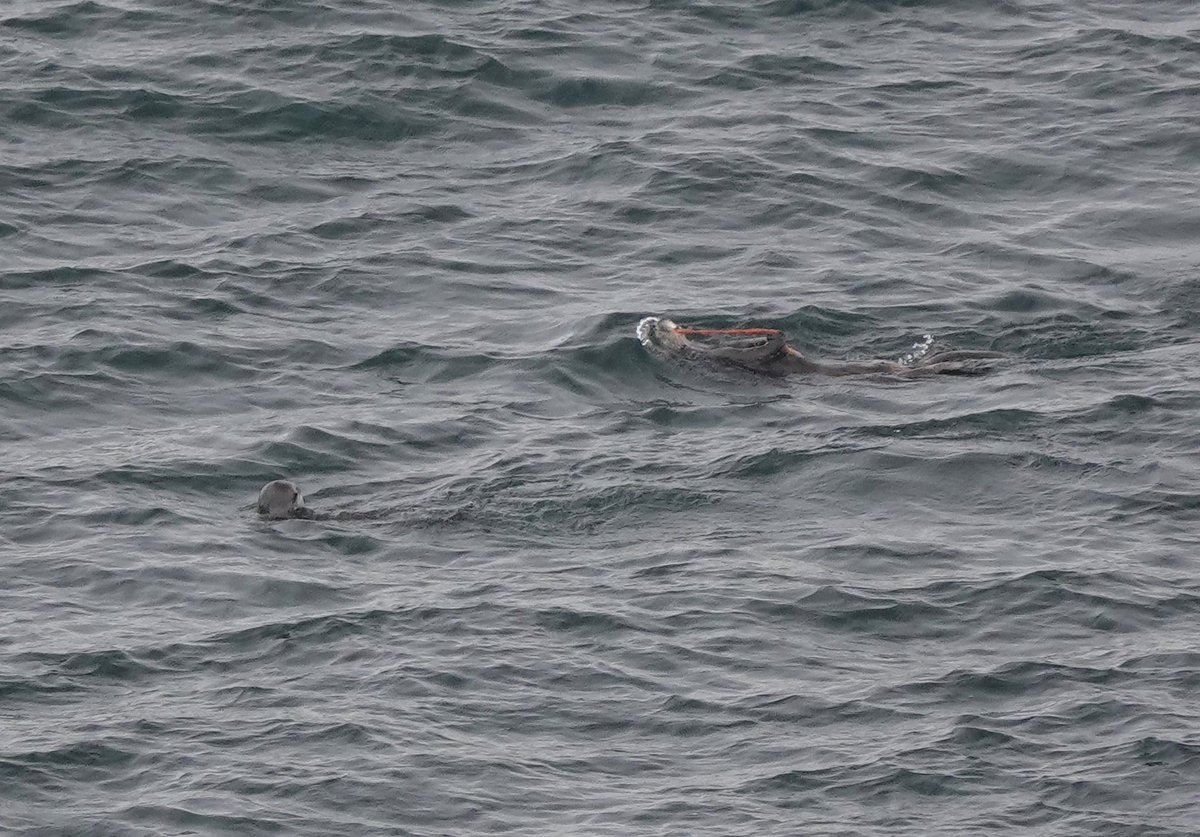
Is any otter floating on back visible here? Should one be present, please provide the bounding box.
[637,316,1003,377]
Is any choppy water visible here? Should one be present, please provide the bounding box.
[4,0,1200,833]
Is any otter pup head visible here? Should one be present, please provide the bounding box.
[257,479,310,520]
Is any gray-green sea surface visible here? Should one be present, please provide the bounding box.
[3,1,1200,834]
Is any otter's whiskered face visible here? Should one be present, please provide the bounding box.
[257,479,307,520]
[637,317,688,353]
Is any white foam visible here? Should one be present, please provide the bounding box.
[898,334,935,366]
[636,316,660,345]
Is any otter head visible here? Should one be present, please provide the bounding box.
[257,479,310,520]
[637,317,685,352]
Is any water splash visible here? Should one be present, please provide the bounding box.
[636,316,660,346]
[897,334,935,366]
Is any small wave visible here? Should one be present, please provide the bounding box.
[0,0,168,36]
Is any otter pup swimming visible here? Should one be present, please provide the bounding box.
[637,316,1003,377]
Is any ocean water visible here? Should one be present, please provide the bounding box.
[3,0,1200,833]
